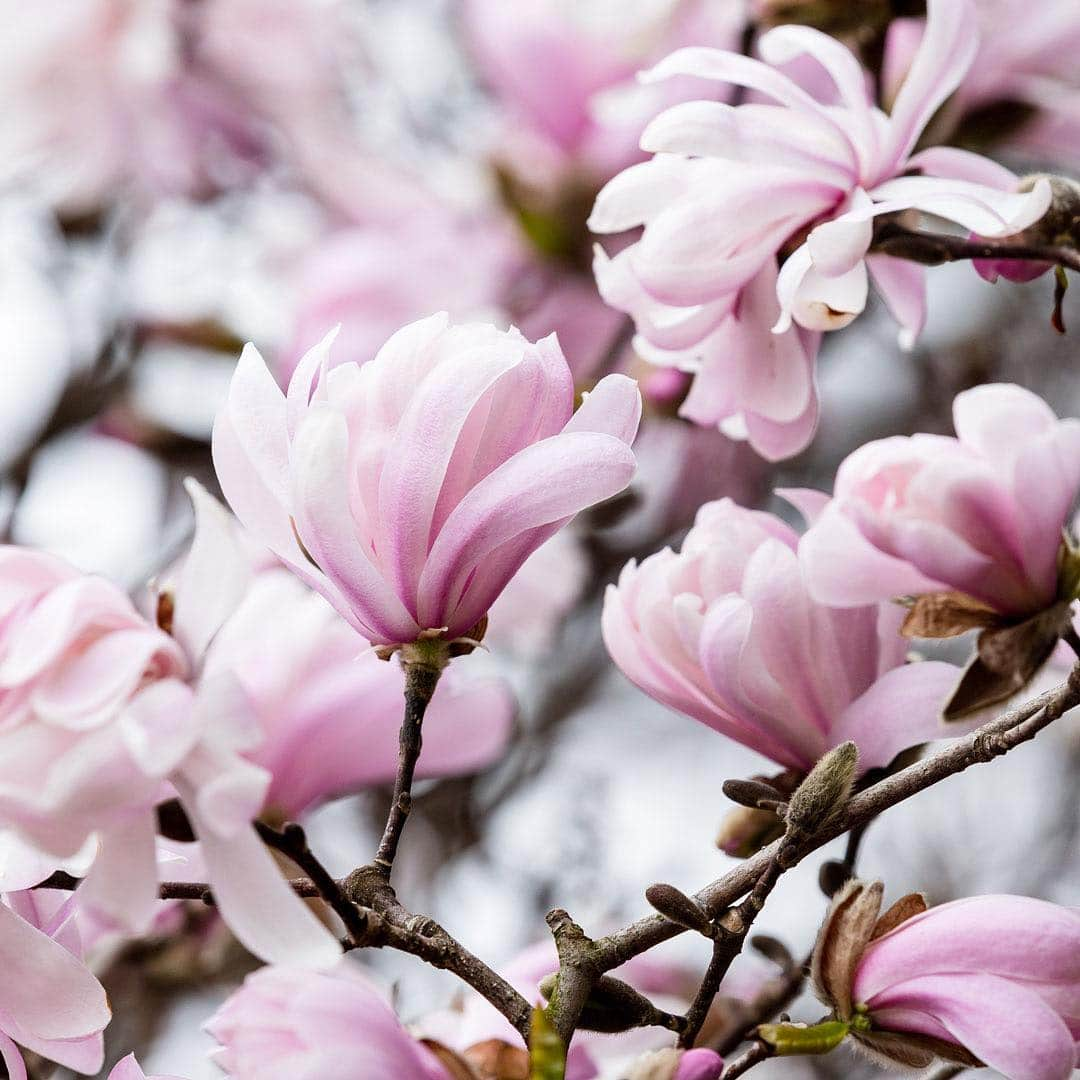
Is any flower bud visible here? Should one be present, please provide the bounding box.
[715,805,786,858]
[645,884,713,936]
[626,1047,724,1080]
[785,742,859,839]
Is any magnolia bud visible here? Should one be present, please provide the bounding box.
[626,1047,724,1080]
[645,883,713,936]
[716,806,786,858]
[576,976,685,1034]
[785,742,858,838]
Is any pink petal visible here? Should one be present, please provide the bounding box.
[0,900,109,1049]
[174,777,342,969]
[418,432,635,633]
[289,407,419,644]
[0,1034,26,1080]
[588,158,692,234]
[562,373,642,443]
[866,254,926,349]
[879,0,979,175]
[906,146,1020,189]
[172,480,253,663]
[868,973,1077,1080]
[79,812,159,933]
[829,661,961,771]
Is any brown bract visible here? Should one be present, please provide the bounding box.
[901,592,1073,719]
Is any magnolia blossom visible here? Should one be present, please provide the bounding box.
[207,965,450,1080]
[199,562,514,818]
[0,891,110,1078]
[603,498,960,773]
[883,0,1080,167]
[278,211,517,383]
[213,314,641,647]
[589,0,1051,459]
[0,489,341,970]
[800,384,1080,617]
[463,0,746,183]
[852,895,1080,1079]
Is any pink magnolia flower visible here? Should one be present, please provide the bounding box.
[463,0,746,183]
[852,895,1080,1079]
[278,211,517,384]
[628,1048,724,1080]
[0,490,342,969]
[199,562,514,818]
[602,498,960,773]
[207,965,450,1080]
[212,313,641,647]
[799,384,1080,617]
[883,0,1080,169]
[0,890,110,1078]
[589,0,1051,460]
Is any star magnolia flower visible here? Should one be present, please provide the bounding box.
[799,384,1080,617]
[198,562,514,818]
[0,486,342,971]
[212,313,641,648]
[463,0,746,182]
[0,890,110,1078]
[882,0,1080,169]
[602,498,961,774]
[207,965,451,1080]
[813,882,1080,1080]
[588,0,1051,460]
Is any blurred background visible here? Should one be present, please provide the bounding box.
[2,1,1078,1076]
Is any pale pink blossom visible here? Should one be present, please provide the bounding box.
[852,895,1080,1080]
[799,384,1080,617]
[199,563,514,818]
[212,314,641,647]
[883,0,1080,168]
[463,0,746,183]
[0,487,342,970]
[206,965,450,1080]
[603,498,960,773]
[0,890,110,1078]
[278,212,517,384]
[589,0,1050,459]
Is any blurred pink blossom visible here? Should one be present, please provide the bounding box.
[589,0,1051,459]
[799,384,1080,617]
[603,498,960,773]
[200,562,514,818]
[883,0,1080,167]
[852,895,1080,1080]
[207,965,450,1080]
[106,1053,186,1080]
[213,315,641,646]
[463,0,746,184]
[0,488,342,969]
[0,890,109,1078]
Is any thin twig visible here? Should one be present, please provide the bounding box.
[372,661,442,878]
[722,1039,774,1079]
[31,869,320,903]
[592,669,1080,971]
[715,951,811,1056]
[1063,624,1080,661]
[871,224,1080,273]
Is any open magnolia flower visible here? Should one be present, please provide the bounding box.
[0,485,341,971]
[800,383,1080,716]
[589,0,1051,459]
[0,890,110,1078]
[801,881,1080,1080]
[212,313,641,650]
[603,498,961,775]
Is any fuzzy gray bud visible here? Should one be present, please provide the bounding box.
[785,742,859,838]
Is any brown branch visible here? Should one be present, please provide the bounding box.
[372,660,442,878]
[870,224,1080,273]
[721,1039,774,1079]
[592,668,1080,972]
[32,869,319,903]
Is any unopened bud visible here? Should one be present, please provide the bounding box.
[750,934,795,971]
[1019,174,1080,248]
[577,976,686,1034]
[626,1047,724,1080]
[461,1039,530,1080]
[716,806,786,858]
[785,742,859,838]
[645,883,713,935]
[721,778,789,813]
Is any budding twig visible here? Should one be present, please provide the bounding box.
[870,224,1080,273]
